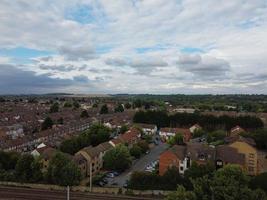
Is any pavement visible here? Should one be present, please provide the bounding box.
[107,141,168,187]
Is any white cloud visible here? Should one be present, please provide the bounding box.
[0,0,267,94]
[0,56,10,64]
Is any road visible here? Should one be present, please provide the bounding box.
[0,186,159,200]
[109,141,168,187]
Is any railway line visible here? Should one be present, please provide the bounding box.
[0,186,161,200]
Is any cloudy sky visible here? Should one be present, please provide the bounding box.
[0,0,267,94]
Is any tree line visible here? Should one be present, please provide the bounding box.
[0,151,81,186]
[133,110,264,130]
[128,163,267,200]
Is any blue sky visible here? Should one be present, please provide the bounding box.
[0,0,267,94]
[0,47,53,63]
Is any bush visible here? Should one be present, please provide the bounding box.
[130,145,142,159]
[137,140,149,153]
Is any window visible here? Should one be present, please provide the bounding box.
[248,167,254,172]
[180,166,184,171]
[249,153,255,158]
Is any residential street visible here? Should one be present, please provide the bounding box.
[108,142,168,187]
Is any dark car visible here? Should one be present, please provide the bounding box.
[97,181,105,187]
[102,178,109,184]
[123,180,129,188]
[112,171,120,176]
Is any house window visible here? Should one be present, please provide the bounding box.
[180,166,184,171]
[248,167,254,172]
[249,153,255,158]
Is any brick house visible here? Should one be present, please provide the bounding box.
[159,127,192,142]
[75,141,113,178]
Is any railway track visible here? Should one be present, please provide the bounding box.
[0,186,161,200]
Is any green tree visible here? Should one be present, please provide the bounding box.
[250,172,267,193]
[15,154,42,183]
[92,103,98,108]
[206,130,226,143]
[80,110,89,118]
[50,102,59,113]
[60,123,111,155]
[0,151,19,170]
[119,124,129,134]
[162,167,184,190]
[242,129,267,150]
[168,133,185,146]
[103,144,132,171]
[129,171,162,190]
[100,104,109,114]
[60,139,79,155]
[115,104,124,112]
[41,117,53,130]
[142,134,153,143]
[63,101,72,108]
[125,102,131,109]
[46,152,81,186]
[193,129,206,138]
[130,145,142,159]
[133,99,142,108]
[73,101,80,109]
[137,140,149,153]
[166,185,196,200]
[192,165,251,200]
[185,162,215,180]
[88,123,111,146]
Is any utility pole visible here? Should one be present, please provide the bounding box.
[89,162,92,192]
[67,185,70,200]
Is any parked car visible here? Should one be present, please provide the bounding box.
[102,178,109,184]
[97,181,105,187]
[112,171,120,176]
[123,181,129,188]
[106,172,115,178]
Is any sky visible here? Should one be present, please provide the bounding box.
[0,0,267,94]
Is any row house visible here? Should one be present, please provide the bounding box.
[159,127,192,142]
[1,119,92,152]
[133,123,157,135]
[109,127,141,148]
[73,127,142,179]
[2,124,24,139]
[159,143,244,176]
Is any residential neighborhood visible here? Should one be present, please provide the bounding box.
[0,95,267,200]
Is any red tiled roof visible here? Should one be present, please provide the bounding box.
[120,127,141,142]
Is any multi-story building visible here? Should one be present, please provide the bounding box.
[225,136,258,175]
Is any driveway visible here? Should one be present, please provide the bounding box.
[108,141,168,187]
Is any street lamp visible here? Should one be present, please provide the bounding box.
[67,185,70,200]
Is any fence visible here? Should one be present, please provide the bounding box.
[0,181,170,196]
